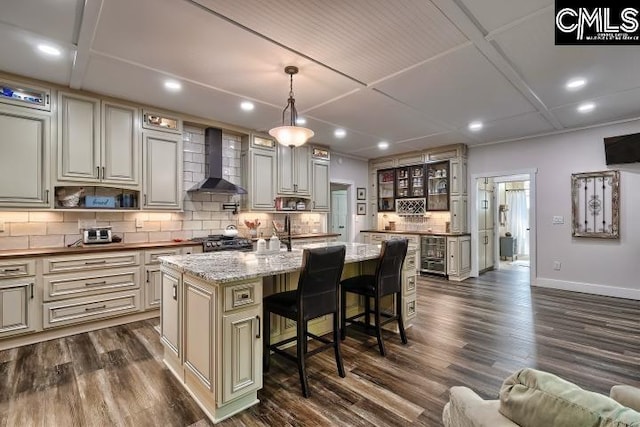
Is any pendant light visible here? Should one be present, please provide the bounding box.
[269,66,314,148]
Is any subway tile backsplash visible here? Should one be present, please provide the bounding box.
[0,125,243,250]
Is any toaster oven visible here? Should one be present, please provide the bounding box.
[83,227,112,244]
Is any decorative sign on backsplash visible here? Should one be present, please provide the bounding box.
[571,170,620,239]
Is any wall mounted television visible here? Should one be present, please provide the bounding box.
[604,132,640,165]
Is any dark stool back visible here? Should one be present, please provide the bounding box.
[263,245,346,397]
[340,239,408,356]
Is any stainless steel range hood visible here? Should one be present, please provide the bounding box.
[188,127,247,194]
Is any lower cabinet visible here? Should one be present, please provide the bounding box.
[0,279,36,338]
[161,269,181,359]
[447,235,471,281]
[144,247,182,310]
[184,278,215,390]
[222,305,262,404]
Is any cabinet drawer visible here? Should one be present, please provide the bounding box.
[404,294,417,323]
[43,267,140,301]
[404,252,417,272]
[43,251,140,274]
[0,259,35,278]
[42,290,140,329]
[144,248,181,265]
[224,280,262,312]
[403,274,416,295]
[369,234,385,244]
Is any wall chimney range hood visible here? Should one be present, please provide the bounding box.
[188,128,247,194]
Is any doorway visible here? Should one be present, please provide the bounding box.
[330,183,350,242]
[470,169,536,286]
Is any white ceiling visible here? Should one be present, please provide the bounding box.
[1,0,639,158]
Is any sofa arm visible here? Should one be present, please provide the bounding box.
[443,387,519,427]
[611,385,640,412]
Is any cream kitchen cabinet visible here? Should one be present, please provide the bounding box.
[57,93,140,187]
[241,142,277,211]
[142,130,183,210]
[450,158,467,196]
[450,196,468,233]
[447,235,471,281]
[161,268,182,362]
[277,144,310,196]
[311,159,330,211]
[0,259,37,338]
[0,105,51,208]
[144,248,182,310]
[41,251,141,329]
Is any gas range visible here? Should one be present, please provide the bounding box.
[192,235,253,252]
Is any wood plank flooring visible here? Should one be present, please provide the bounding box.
[0,269,638,426]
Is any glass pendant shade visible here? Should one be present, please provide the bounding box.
[269,125,314,148]
[269,66,314,148]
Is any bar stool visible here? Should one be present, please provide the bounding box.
[263,245,346,398]
[340,239,408,356]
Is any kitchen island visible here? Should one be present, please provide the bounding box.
[159,242,417,423]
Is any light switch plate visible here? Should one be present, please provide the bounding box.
[552,216,564,224]
[553,261,561,271]
[135,218,144,228]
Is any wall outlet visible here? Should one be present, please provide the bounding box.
[0,220,4,232]
[553,261,561,271]
[135,218,144,228]
[552,216,564,224]
[78,219,97,231]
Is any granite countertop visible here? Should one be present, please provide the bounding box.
[0,240,201,259]
[160,242,380,284]
[249,232,340,241]
[360,229,471,237]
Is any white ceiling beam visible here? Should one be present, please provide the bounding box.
[432,0,564,130]
[70,0,103,89]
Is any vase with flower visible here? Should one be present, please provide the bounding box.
[244,218,261,237]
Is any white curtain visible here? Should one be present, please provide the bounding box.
[507,190,529,255]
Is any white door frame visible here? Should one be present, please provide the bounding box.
[330,179,355,243]
[470,168,537,286]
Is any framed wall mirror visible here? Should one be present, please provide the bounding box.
[571,170,620,239]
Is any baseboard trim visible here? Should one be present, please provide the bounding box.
[534,278,640,300]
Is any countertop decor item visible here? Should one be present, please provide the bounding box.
[268,66,314,148]
[223,225,239,237]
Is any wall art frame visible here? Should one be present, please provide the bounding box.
[571,170,619,239]
[357,203,366,215]
[356,187,366,200]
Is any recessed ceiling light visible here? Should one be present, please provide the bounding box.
[577,102,595,113]
[240,101,254,111]
[566,78,587,90]
[37,44,61,56]
[468,121,483,131]
[296,117,306,125]
[378,141,389,150]
[334,129,346,138]
[164,80,182,91]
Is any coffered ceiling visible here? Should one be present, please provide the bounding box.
[1,0,638,158]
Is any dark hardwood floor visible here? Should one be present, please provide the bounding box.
[1,269,638,426]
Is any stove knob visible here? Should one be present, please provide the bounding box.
[205,242,212,247]
[216,241,222,246]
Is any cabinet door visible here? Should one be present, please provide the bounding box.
[486,230,495,270]
[145,267,161,309]
[143,131,182,210]
[184,278,215,390]
[161,271,181,359]
[377,169,395,212]
[311,160,330,211]
[58,92,100,182]
[450,159,467,195]
[478,231,487,270]
[251,149,276,210]
[222,306,262,404]
[277,144,294,194]
[0,280,35,337]
[102,101,140,186]
[447,238,459,276]
[0,107,50,207]
[293,145,311,195]
[459,235,471,274]
[450,196,467,233]
[426,161,449,211]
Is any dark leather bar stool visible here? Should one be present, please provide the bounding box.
[263,245,346,398]
[340,239,409,356]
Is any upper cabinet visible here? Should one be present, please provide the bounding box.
[377,169,395,212]
[426,161,449,211]
[395,164,425,199]
[142,131,182,210]
[57,93,140,188]
[0,106,50,208]
[277,145,310,196]
[241,136,277,211]
[311,159,330,212]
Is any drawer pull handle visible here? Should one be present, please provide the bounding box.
[85,260,107,265]
[85,281,108,287]
[256,315,261,339]
[2,268,20,273]
[30,283,34,299]
[172,284,177,300]
[85,305,107,312]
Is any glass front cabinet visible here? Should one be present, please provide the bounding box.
[377,168,395,212]
[395,165,425,199]
[426,161,449,211]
